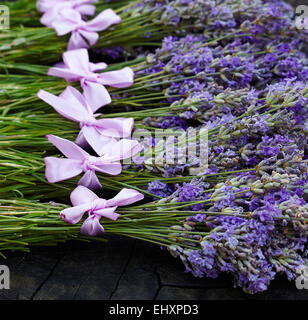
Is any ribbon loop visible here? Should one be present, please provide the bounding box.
[37,0,97,14]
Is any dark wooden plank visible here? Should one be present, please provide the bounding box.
[156,286,247,300]
[32,237,135,300]
[0,246,65,300]
[110,240,161,300]
[289,0,306,6]
[0,237,308,300]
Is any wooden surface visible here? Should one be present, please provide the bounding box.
[0,236,307,300]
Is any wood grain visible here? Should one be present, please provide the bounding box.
[0,236,307,300]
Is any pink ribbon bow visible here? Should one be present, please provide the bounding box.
[37,86,134,156]
[45,134,141,190]
[48,8,121,50]
[39,0,98,27]
[60,186,144,236]
[48,49,134,111]
[37,0,97,13]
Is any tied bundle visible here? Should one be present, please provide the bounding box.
[1,0,307,63]
[0,0,307,295]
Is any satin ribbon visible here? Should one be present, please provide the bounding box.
[48,49,134,111]
[45,134,141,190]
[60,186,144,236]
[37,0,97,13]
[39,0,97,27]
[37,86,134,156]
[47,8,121,50]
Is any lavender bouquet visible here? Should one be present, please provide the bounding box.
[0,0,307,296]
[1,0,304,63]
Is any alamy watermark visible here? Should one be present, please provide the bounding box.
[295,265,308,290]
[0,265,10,290]
[0,6,9,30]
[295,5,308,30]
[123,127,209,175]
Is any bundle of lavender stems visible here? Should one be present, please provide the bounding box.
[0,0,307,294]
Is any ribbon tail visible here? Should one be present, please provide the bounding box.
[81,126,117,156]
[89,62,108,72]
[79,29,99,47]
[44,157,83,183]
[47,66,82,82]
[77,4,96,16]
[36,0,49,12]
[106,189,144,207]
[75,130,90,150]
[94,207,120,221]
[87,8,121,31]
[60,203,91,225]
[62,48,90,72]
[95,118,134,138]
[37,89,86,122]
[68,31,89,50]
[70,185,99,206]
[49,17,76,34]
[82,81,111,112]
[80,215,105,237]
[60,86,89,108]
[98,67,134,88]
[40,11,57,28]
[106,139,142,161]
[94,163,122,176]
[46,134,89,160]
[78,170,102,190]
